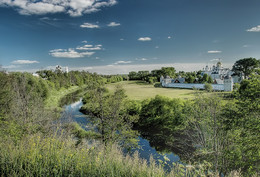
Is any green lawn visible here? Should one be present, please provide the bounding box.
[106,81,199,100]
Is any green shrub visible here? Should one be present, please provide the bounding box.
[204,83,213,92]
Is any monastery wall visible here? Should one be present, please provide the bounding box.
[162,82,224,91]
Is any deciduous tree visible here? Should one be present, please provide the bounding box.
[232,57,259,78]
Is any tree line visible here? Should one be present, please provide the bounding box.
[128,57,260,84]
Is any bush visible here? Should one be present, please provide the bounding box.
[154,82,162,88]
[204,83,213,92]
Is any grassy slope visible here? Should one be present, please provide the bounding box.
[45,86,83,109]
[0,135,221,177]
[106,81,198,100]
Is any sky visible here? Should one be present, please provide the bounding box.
[1,0,260,74]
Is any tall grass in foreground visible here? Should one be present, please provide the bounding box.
[0,134,242,177]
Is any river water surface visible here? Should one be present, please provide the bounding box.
[60,97,181,169]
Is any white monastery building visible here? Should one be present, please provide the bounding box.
[160,62,242,92]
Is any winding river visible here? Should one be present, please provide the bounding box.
[60,93,181,169]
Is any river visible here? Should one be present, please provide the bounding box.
[60,95,181,169]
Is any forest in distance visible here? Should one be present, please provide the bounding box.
[0,58,259,176]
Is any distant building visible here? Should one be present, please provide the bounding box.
[160,61,243,92]
[224,75,233,92]
[160,75,185,84]
[202,61,244,85]
[202,62,233,80]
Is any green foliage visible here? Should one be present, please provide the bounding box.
[66,122,100,145]
[148,76,157,84]
[227,73,260,175]
[128,71,139,80]
[2,133,237,177]
[185,74,195,83]
[1,68,259,176]
[81,85,139,149]
[0,134,168,177]
[204,83,213,92]
[138,71,150,81]
[136,96,188,154]
[232,57,260,78]
[0,72,54,143]
[154,82,162,88]
[160,67,176,78]
[128,67,176,83]
[202,73,209,83]
[105,75,124,83]
[139,95,185,131]
[185,95,227,172]
[208,75,213,83]
[238,72,260,104]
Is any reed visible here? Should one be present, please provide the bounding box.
[0,134,243,177]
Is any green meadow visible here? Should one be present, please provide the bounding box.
[106,81,198,100]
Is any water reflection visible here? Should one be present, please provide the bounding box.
[60,94,181,170]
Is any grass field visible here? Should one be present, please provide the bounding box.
[106,81,199,100]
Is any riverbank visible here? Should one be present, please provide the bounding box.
[45,85,87,110]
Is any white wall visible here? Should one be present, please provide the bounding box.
[162,82,224,91]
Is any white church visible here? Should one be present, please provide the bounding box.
[201,61,243,84]
[160,62,242,92]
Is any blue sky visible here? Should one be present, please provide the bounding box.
[1,0,260,74]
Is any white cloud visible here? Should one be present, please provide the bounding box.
[155,46,159,49]
[246,25,260,32]
[12,60,39,64]
[243,44,250,48]
[210,58,221,62]
[107,22,120,27]
[207,50,222,54]
[0,0,117,17]
[19,2,65,15]
[168,36,171,39]
[138,37,152,41]
[136,58,148,61]
[80,23,99,28]
[76,44,102,50]
[49,48,94,58]
[2,65,20,69]
[70,66,93,70]
[120,38,124,41]
[49,42,103,58]
[82,40,88,43]
[114,60,132,65]
[40,17,50,21]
